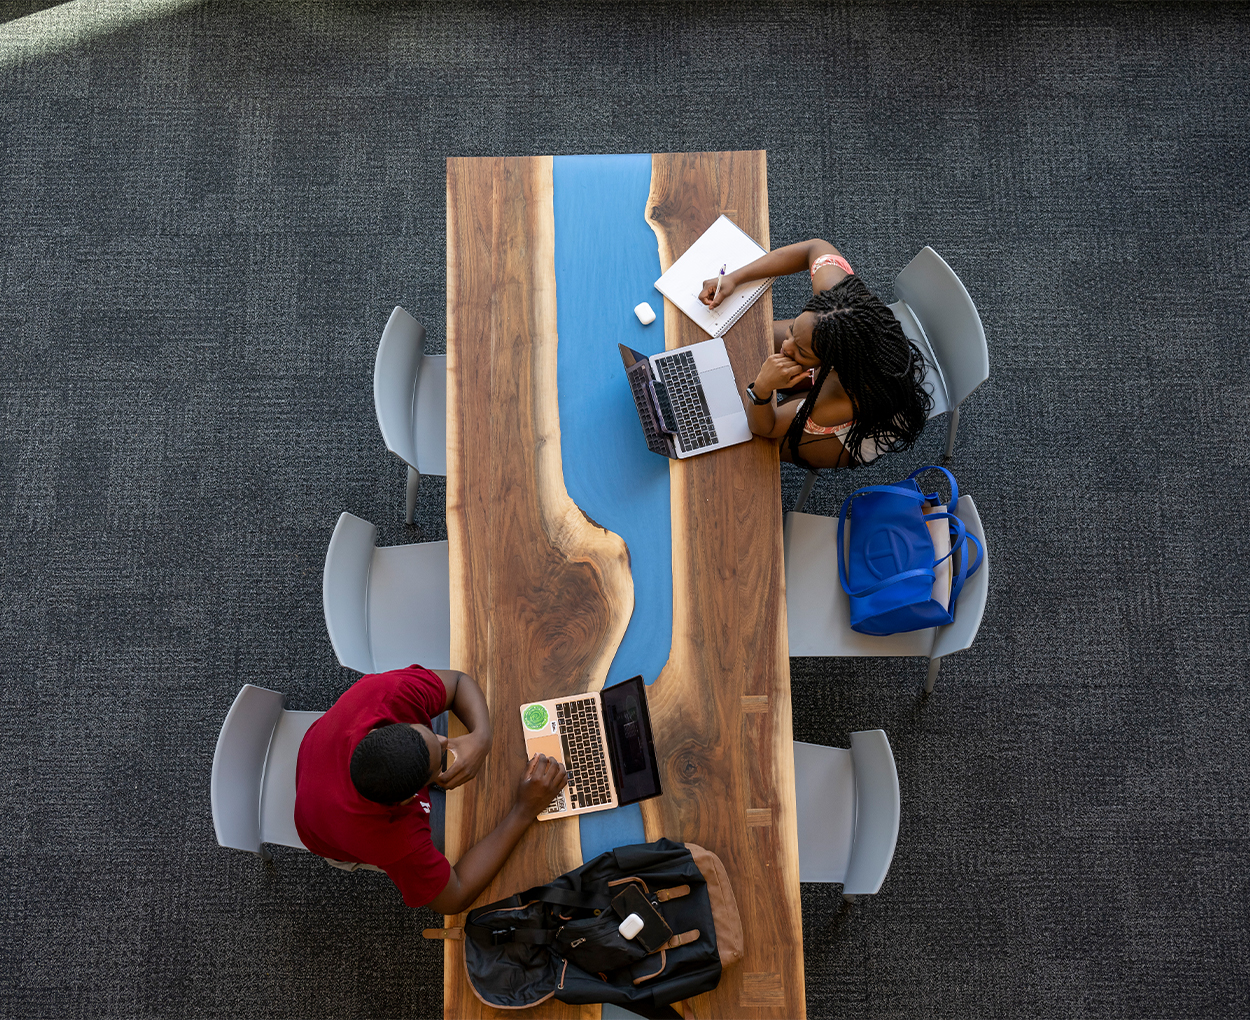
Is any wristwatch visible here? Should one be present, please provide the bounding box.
[746,382,772,406]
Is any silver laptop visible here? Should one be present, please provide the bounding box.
[619,338,753,459]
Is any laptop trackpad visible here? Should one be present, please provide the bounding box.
[700,366,741,418]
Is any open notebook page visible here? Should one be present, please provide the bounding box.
[653,214,774,338]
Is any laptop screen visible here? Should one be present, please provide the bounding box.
[600,675,662,806]
[618,343,676,459]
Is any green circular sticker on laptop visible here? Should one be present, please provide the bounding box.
[522,704,549,731]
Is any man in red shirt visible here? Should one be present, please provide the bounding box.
[294,664,566,914]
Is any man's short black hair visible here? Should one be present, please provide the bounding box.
[350,723,431,805]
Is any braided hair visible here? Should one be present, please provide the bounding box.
[783,275,931,471]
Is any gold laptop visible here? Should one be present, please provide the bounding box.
[519,676,662,821]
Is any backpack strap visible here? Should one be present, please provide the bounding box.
[422,927,464,940]
[655,885,690,902]
[665,929,700,948]
[463,878,612,948]
[464,922,559,947]
[512,882,612,910]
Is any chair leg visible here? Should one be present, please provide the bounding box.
[405,465,420,524]
[842,893,858,905]
[924,657,941,694]
[259,845,273,863]
[942,406,960,462]
[793,470,819,513]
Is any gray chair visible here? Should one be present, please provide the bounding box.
[794,730,900,901]
[793,246,988,512]
[322,510,451,674]
[373,305,447,524]
[211,684,323,861]
[783,493,988,693]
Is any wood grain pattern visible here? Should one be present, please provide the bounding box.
[643,151,806,1019]
[445,155,633,1020]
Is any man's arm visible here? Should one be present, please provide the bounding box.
[426,754,567,916]
[430,669,491,789]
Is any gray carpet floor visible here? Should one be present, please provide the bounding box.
[1,1,1247,1017]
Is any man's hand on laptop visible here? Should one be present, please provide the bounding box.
[516,754,568,818]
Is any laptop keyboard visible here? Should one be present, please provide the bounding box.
[656,350,718,453]
[542,698,613,813]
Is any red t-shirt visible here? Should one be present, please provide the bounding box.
[294,666,453,907]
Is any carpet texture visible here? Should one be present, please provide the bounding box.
[1,2,1247,1017]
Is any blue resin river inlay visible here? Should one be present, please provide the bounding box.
[552,153,671,859]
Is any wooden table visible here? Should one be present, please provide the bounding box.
[444,151,804,1019]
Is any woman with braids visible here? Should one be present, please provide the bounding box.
[699,239,931,470]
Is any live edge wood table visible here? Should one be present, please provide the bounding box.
[443,151,804,1019]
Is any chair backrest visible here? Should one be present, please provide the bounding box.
[888,299,950,419]
[374,305,425,469]
[413,353,448,475]
[366,539,453,672]
[931,494,989,660]
[893,247,988,408]
[211,684,285,853]
[841,729,901,896]
[259,709,324,850]
[322,511,378,673]
[793,740,856,883]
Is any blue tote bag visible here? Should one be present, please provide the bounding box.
[836,465,983,636]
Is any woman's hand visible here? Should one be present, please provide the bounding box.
[754,353,809,396]
[435,729,491,790]
[698,273,738,308]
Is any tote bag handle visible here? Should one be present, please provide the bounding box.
[922,511,983,607]
[925,515,980,610]
[922,511,968,570]
[907,464,960,506]
[923,511,982,580]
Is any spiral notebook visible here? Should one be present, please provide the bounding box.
[653,215,774,338]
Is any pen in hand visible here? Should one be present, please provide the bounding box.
[712,264,727,305]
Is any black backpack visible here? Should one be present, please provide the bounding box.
[426,838,742,1019]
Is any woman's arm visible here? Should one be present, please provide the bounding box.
[745,364,857,469]
[752,391,855,468]
[745,354,811,438]
[700,239,843,308]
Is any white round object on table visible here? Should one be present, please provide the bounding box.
[634,302,656,325]
[618,913,645,940]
